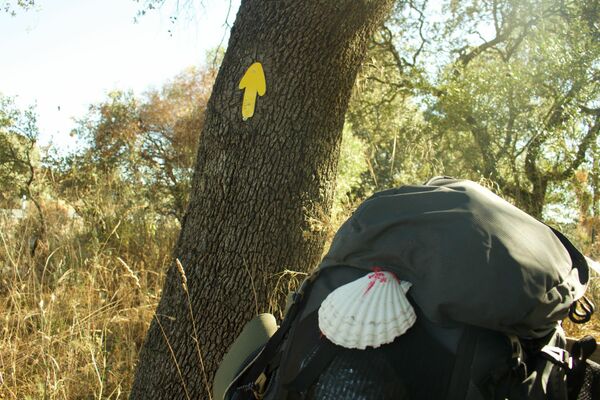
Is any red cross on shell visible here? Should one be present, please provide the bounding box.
[364,267,400,295]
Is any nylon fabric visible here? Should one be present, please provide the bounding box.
[319,178,590,338]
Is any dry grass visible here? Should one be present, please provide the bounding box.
[0,213,173,399]
[563,269,600,340]
[1,202,599,399]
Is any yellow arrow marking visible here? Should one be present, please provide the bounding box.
[239,62,266,121]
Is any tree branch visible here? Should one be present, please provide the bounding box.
[548,116,600,182]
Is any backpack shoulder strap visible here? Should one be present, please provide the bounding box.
[283,338,339,395]
[445,327,479,400]
[228,275,316,399]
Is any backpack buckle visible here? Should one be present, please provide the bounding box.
[509,336,528,379]
[541,345,573,370]
[569,296,595,324]
[235,372,268,399]
[509,336,522,364]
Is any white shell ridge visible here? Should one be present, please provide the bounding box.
[318,269,416,350]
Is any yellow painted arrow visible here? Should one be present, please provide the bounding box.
[239,62,266,121]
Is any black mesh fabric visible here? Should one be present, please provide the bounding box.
[305,349,409,399]
[287,309,457,400]
[575,360,600,400]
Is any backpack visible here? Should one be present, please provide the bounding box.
[218,177,600,400]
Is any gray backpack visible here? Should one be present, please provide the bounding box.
[221,177,598,400]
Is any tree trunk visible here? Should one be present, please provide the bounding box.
[130,1,394,399]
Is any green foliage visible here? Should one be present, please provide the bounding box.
[347,0,600,219]
[2,0,36,15]
[334,124,369,207]
[0,95,40,207]
[433,0,599,217]
[55,66,215,223]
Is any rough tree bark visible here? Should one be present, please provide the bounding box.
[130,1,394,398]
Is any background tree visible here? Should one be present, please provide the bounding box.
[347,0,600,218]
[572,168,600,258]
[131,1,395,398]
[137,67,214,221]
[1,0,36,15]
[432,0,600,217]
[55,66,214,226]
[0,95,45,233]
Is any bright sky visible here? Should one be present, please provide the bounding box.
[0,0,240,153]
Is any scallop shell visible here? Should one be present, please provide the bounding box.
[318,270,415,350]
